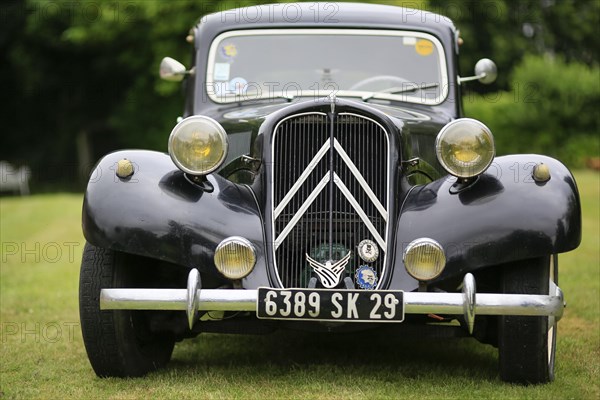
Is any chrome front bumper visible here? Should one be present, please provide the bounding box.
[100,270,565,332]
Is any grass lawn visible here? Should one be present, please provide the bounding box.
[1,171,598,399]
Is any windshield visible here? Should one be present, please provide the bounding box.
[206,29,448,105]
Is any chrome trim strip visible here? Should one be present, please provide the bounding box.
[100,272,566,320]
[101,289,257,311]
[273,173,331,250]
[333,138,387,222]
[206,29,449,105]
[404,290,565,319]
[102,289,565,318]
[274,140,330,219]
[333,172,386,251]
[101,289,187,310]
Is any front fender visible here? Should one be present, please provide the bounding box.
[391,155,581,289]
[82,150,267,286]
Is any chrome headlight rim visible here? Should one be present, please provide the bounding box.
[435,118,495,179]
[168,115,229,176]
[214,236,257,280]
[403,237,447,281]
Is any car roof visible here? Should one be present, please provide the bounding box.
[195,2,457,45]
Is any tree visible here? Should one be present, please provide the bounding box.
[1,0,232,190]
[1,0,597,190]
[428,0,599,90]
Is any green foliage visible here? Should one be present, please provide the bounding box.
[464,55,600,167]
[429,0,600,91]
[1,0,239,190]
[1,0,598,190]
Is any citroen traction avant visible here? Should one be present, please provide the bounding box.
[79,3,580,384]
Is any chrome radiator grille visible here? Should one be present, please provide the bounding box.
[271,112,390,289]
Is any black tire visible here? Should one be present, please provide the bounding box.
[498,255,557,384]
[79,242,175,377]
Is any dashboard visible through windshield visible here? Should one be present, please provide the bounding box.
[206,29,448,105]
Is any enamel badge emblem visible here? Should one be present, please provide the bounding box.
[355,265,378,290]
[306,251,352,288]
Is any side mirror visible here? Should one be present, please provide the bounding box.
[159,57,187,82]
[458,58,497,85]
[474,58,497,84]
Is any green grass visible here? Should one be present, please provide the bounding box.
[1,171,599,399]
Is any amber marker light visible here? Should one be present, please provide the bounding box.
[403,238,447,281]
[214,237,257,280]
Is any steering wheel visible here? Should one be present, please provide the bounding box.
[349,75,409,91]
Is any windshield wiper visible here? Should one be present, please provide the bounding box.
[235,91,295,103]
[361,82,440,101]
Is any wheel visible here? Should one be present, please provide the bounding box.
[79,242,175,377]
[498,255,557,384]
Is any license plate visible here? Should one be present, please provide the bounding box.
[257,288,404,322]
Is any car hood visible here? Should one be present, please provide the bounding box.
[201,97,453,177]
[217,98,438,122]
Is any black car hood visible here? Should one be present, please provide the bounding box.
[203,97,452,181]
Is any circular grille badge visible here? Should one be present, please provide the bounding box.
[357,239,379,263]
[355,265,378,290]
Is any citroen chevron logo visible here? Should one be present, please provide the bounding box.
[273,138,388,251]
[306,251,351,288]
[273,139,387,221]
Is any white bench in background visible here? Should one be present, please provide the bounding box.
[0,161,31,196]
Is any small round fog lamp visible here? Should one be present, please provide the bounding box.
[435,118,495,178]
[403,238,446,281]
[214,237,256,280]
[168,116,228,175]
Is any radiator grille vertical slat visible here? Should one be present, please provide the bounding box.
[272,112,389,289]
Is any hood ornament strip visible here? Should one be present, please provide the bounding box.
[328,92,337,114]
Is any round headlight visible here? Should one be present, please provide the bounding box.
[214,237,256,280]
[435,118,495,178]
[168,116,228,175]
[403,238,446,281]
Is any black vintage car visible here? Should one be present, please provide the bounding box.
[79,3,581,384]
